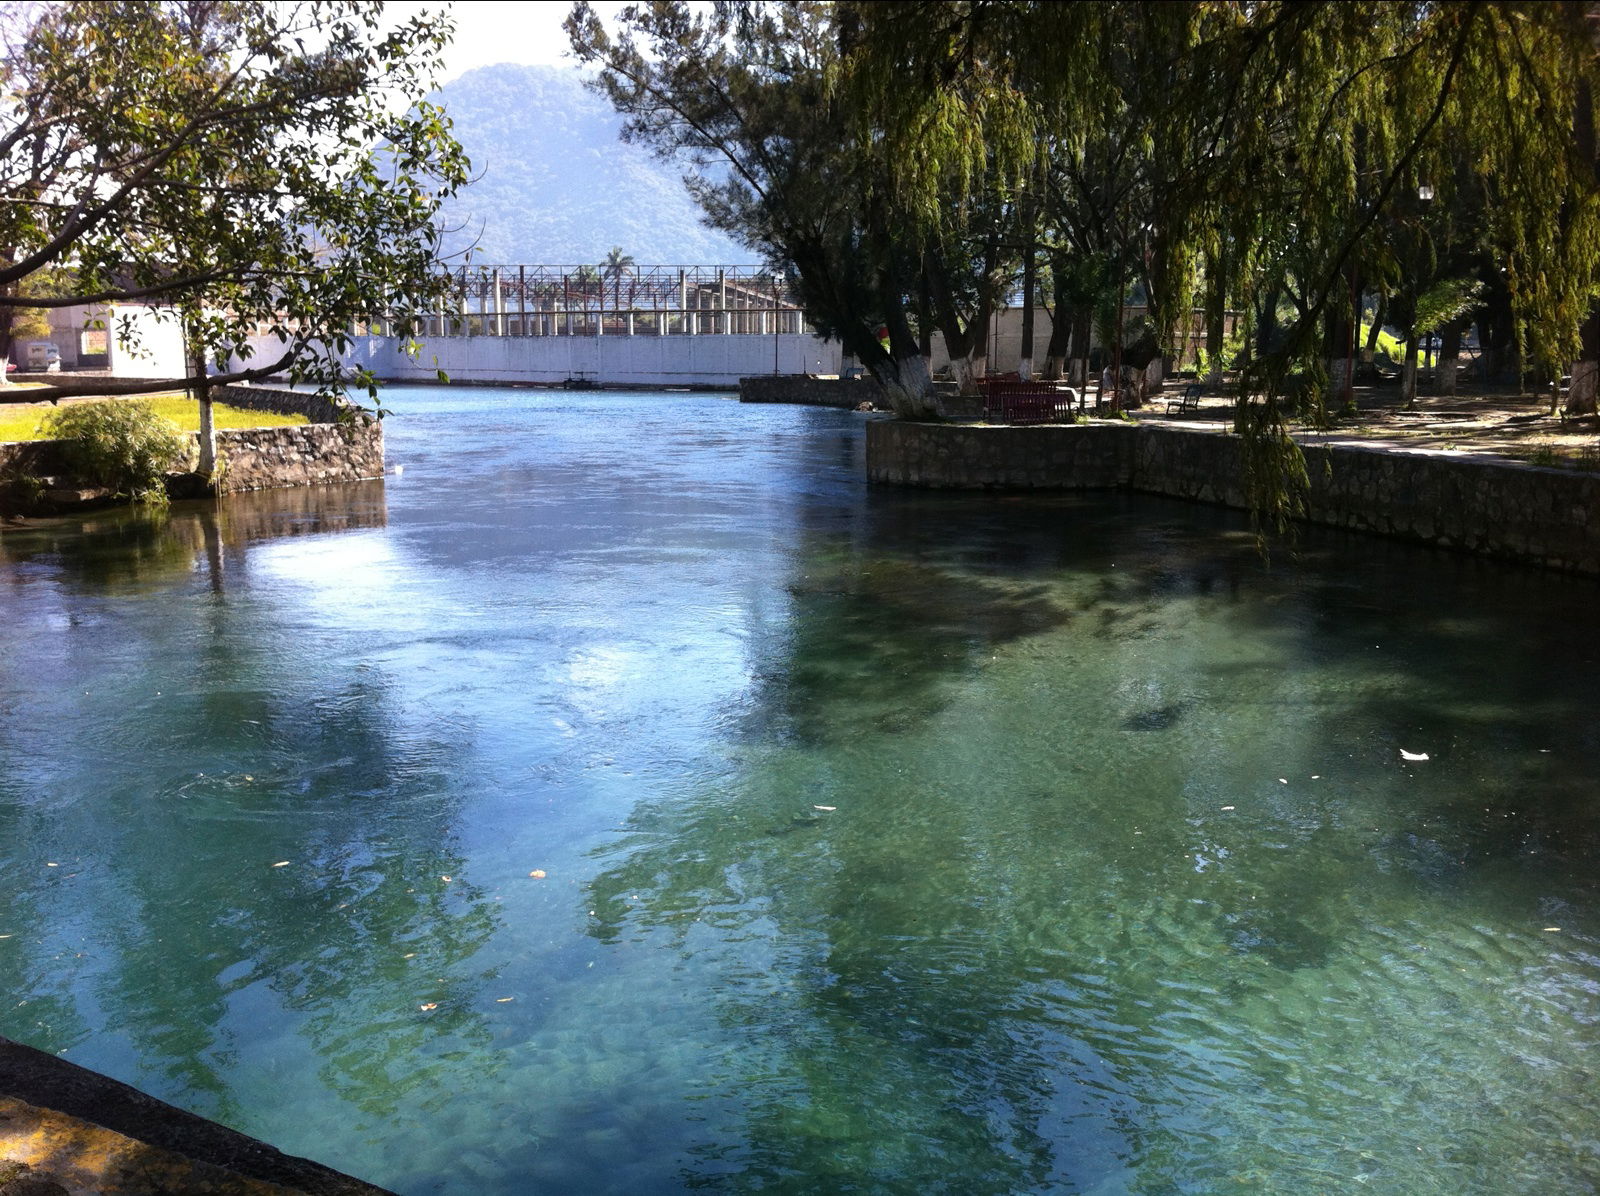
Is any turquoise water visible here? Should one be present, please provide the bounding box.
[2,387,1599,1193]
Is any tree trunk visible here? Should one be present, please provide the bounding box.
[966,238,999,384]
[1402,330,1419,408]
[1043,306,1069,380]
[1436,318,1466,397]
[1324,272,1357,405]
[1255,280,1283,356]
[0,294,13,382]
[867,352,937,417]
[1204,249,1226,384]
[922,246,989,395]
[1018,240,1036,381]
[1070,308,1092,387]
[917,274,932,360]
[1567,59,1600,414]
[1567,310,1600,415]
[1363,292,1385,362]
[1042,260,1071,380]
[195,369,218,482]
[876,276,939,418]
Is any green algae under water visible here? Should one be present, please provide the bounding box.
[2,388,1599,1194]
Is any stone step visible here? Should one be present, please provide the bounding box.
[42,487,113,506]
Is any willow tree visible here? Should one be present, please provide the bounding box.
[567,0,942,415]
[0,0,468,478]
[838,1,1600,519]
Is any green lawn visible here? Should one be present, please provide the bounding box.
[1360,324,1407,364]
[0,393,309,442]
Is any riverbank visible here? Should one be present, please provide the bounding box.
[0,385,382,517]
[0,1035,390,1194]
[868,412,1600,575]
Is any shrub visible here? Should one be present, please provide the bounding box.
[42,399,187,503]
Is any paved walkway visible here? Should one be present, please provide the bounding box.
[1136,385,1597,470]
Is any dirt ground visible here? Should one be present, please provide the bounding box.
[1144,380,1600,470]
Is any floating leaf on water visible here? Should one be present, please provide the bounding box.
[529,870,546,878]
[1400,750,1429,761]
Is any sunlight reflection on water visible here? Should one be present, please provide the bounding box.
[1,388,1598,1194]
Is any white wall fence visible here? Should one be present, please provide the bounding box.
[39,302,840,390]
[263,332,842,389]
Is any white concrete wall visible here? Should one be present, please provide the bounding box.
[927,307,1062,377]
[39,303,183,374]
[234,332,842,388]
[108,306,187,377]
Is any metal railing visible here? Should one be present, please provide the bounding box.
[359,264,810,339]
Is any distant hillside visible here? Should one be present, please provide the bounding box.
[430,64,749,265]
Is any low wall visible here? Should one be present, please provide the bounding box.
[1,386,382,507]
[201,422,383,493]
[215,383,351,425]
[0,439,70,480]
[738,375,882,408]
[867,420,1600,575]
[232,332,843,389]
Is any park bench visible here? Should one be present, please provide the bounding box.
[978,377,1079,424]
[1165,382,1203,416]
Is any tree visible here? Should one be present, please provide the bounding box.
[835,1,1600,513]
[0,0,469,477]
[600,246,635,319]
[567,0,942,416]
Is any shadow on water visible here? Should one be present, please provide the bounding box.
[568,464,1600,1190]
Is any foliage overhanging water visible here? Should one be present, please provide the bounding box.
[1,389,1598,1194]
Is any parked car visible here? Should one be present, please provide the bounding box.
[23,341,60,372]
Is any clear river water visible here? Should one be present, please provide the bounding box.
[2,387,1599,1194]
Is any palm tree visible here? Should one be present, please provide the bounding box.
[601,247,636,318]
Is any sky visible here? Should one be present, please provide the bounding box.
[387,1,631,83]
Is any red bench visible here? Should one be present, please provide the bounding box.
[977,377,1078,424]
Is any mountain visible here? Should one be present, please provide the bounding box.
[429,64,749,266]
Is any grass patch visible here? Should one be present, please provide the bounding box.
[1360,324,1407,364]
[0,393,308,442]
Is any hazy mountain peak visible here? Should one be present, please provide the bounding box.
[431,63,748,265]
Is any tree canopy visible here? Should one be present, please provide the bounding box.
[570,3,1600,431]
[0,0,469,401]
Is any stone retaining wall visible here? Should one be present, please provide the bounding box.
[0,438,70,481]
[0,386,383,506]
[867,419,1600,575]
[739,375,882,408]
[215,382,353,425]
[200,421,384,493]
